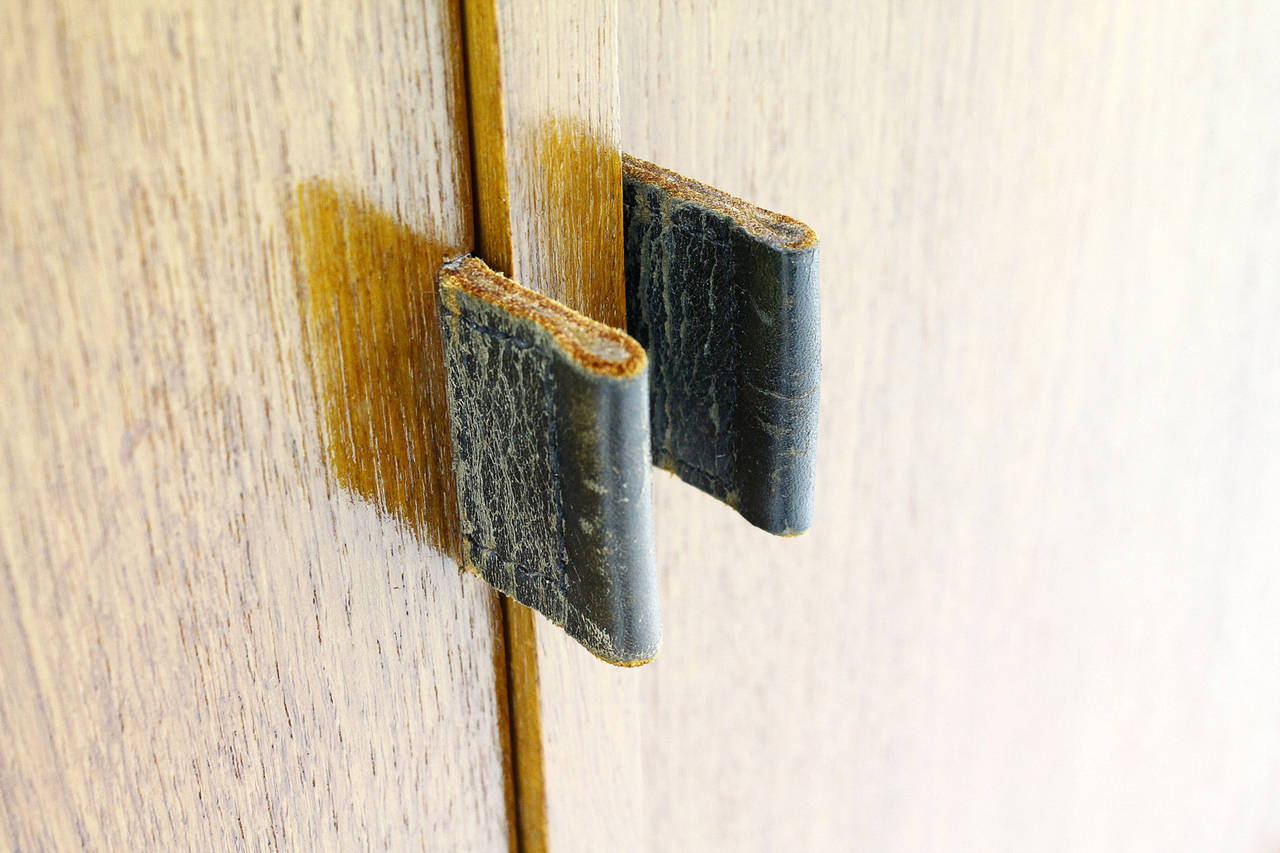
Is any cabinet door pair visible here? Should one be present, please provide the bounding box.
[4,1,1279,851]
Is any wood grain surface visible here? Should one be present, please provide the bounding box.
[0,1,512,849]
[9,0,1280,850]
[621,1,1280,850]
[462,1,643,851]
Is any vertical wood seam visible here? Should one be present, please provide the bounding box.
[457,2,548,851]
[460,0,514,277]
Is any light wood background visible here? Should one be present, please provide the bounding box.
[0,1,512,849]
[621,1,1280,850]
[6,0,1280,850]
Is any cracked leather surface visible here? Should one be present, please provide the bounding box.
[437,256,660,665]
[622,154,821,535]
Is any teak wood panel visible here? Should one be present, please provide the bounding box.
[0,1,512,849]
[620,1,1280,850]
[8,1,1280,850]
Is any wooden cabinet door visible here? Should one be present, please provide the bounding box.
[0,2,512,849]
[616,1,1280,850]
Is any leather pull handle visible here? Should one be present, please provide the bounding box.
[623,154,821,535]
[438,256,661,666]
[437,159,819,664]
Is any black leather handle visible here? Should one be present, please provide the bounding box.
[436,159,820,664]
[438,256,660,665]
[623,155,821,535]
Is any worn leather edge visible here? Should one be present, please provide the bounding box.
[438,256,660,665]
[622,154,821,535]
[621,154,817,251]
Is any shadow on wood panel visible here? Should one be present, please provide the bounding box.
[290,180,461,560]
[523,118,624,325]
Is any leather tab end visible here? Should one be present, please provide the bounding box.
[438,256,660,665]
[622,155,821,536]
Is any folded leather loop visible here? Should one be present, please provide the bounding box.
[437,256,660,665]
[622,154,821,535]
